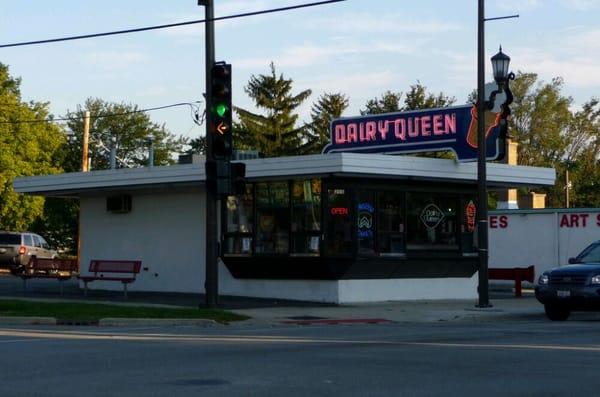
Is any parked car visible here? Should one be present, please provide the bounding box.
[535,240,600,321]
[0,231,58,274]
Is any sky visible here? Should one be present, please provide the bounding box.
[0,0,599,144]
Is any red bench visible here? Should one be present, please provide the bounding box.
[489,265,535,297]
[20,257,79,295]
[78,260,142,299]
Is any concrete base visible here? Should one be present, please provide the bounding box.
[220,264,478,303]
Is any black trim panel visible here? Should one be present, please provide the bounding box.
[222,254,477,280]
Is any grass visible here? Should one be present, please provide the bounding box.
[0,299,250,323]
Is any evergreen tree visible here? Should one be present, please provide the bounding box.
[302,92,349,154]
[360,91,402,115]
[234,63,312,157]
[403,82,455,110]
[361,83,455,115]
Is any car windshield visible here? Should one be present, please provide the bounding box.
[0,233,21,245]
[577,244,600,264]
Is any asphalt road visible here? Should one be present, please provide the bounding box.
[2,318,600,396]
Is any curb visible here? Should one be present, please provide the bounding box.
[98,318,220,327]
[0,316,221,327]
[0,316,56,325]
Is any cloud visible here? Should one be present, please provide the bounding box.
[510,28,600,87]
[304,13,461,35]
[235,40,419,69]
[302,70,397,94]
[495,0,542,11]
[560,0,600,10]
[156,0,304,37]
[83,51,146,70]
[515,50,600,87]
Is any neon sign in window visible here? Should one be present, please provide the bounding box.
[331,207,349,216]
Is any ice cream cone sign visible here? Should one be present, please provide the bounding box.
[466,105,501,149]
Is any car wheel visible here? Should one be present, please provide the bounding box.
[544,304,571,321]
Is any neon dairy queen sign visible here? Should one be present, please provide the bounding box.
[322,104,507,162]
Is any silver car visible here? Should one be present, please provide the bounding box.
[0,231,58,274]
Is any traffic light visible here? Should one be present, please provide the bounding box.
[210,62,232,160]
[230,162,246,196]
[205,160,231,197]
[205,161,246,197]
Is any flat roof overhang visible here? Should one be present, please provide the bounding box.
[13,153,556,197]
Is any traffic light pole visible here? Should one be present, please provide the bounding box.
[476,0,491,308]
[200,0,219,307]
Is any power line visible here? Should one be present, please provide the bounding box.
[0,101,201,124]
[0,0,346,49]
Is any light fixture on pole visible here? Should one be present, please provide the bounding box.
[491,47,511,87]
[476,43,515,308]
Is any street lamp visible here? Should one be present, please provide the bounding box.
[476,44,515,308]
[491,47,511,87]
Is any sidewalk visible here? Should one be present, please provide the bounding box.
[0,275,547,325]
[231,294,546,325]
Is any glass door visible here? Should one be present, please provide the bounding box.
[324,187,354,256]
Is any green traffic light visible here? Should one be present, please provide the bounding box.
[216,103,227,117]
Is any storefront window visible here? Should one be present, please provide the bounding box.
[326,188,353,255]
[357,191,376,255]
[291,179,321,255]
[256,182,290,254]
[406,193,458,250]
[377,191,405,255]
[224,184,253,255]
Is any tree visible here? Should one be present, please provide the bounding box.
[563,99,600,207]
[360,91,402,115]
[187,136,206,155]
[508,73,573,207]
[234,63,312,157]
[361,83,455,115]
[403,82,455,110]
[44,98,187,254]
[63,98,187,172]
[506,72,600,207]
[510,73,573,168]
[302,92,349,154]
[0,63,65,232]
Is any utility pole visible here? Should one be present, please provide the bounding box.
[565,170,570,208]
[199,0,219,307]
[476,0,491,308]
[82,111,91,172]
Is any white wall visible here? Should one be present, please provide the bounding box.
[489,212,557,272]
[337,276,478,303]
[489,210,600,275]
[79,188,206,293]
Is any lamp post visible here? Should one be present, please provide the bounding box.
[477,1,513,307]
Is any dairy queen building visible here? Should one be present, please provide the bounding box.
[13,105,555,303]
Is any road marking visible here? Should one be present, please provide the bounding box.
[2,327,600,352]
